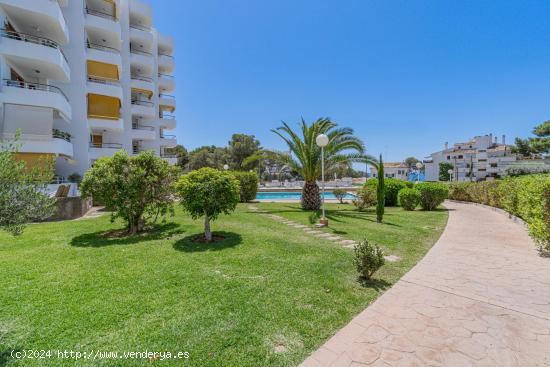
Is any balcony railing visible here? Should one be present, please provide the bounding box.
[159,53,174,59]
[132,124,154,131]
[131,75,153,83]
[130,23,151,32]
[161,153,177,158]
[0,29,68,63]
[131,99,154,107]
[159,94,175,100]
[86,42,120,53]
[87,76,120,86]
[53,129,71,142]
[130,48,152,56]
[158,73,174,79]
[3,79,69,102]
[160,114,175,120]
[89,142,123,149]
[85,7,117,21]
[161,134,176,139]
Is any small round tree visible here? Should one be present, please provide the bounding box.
[176,167,240,242]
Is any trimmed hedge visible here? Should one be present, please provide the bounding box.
[230,171,259,202]
[416,182,449,211]
[365,178,407,206]
[398,188,421,211]
[448,174,550,252]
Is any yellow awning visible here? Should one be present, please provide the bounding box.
[88,94,121,120]
[160,104,175,113]
[131,88,153,99]
[87,60,119,81]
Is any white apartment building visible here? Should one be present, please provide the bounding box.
[0,0,177,179]
[424,134,517,182]
[370,162,410,180]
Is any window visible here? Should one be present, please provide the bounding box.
[447,156,450,160]
[490,163,497,168]
[458,155,463,159]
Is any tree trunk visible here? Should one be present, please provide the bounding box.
[204,214,212,243]
[301,181,321,210]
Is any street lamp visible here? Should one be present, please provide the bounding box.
[316,134,329,227]
[223,164,229,171]
[448,168,453,182]
[415,162,423,184]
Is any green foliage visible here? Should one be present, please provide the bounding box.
[352,186,377,211]
[506,163,550,177]
[228,134,261,170]
[0,136,56,236]
[164,144,189,170]
[376,155,385,223]
[416,182,449,210]
[512,120,550,157]
[404,157,420,169]
[448,182,474,201]
[365,178,407,206]
[398,188,421,211]
[467,181,502,207]
[439,162,454,181]
[67,172,82,183]
[332,188,348,204]
[353,239,385,280]
[80,150,178,235]
[176,167,240,241]
[231,171,259,202]
[188,145,230,171]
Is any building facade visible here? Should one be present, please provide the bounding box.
[424,134,517,182]
[370,162,410,180]
[0,0,177,180]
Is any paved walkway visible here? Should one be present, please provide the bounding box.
[300,201,550,367]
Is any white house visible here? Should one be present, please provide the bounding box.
[423,134,517,182]
[371,162,410,180]
[0,0,178,180]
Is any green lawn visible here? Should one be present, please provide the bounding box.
[0,203,447,367]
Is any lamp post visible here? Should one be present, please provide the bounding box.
[223,164,229,171]
[415,162,423,184]
[448,168,453,182]
[316,134,329,227]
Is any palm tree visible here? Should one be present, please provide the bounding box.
[269,118,377,210]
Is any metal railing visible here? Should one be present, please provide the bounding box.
[159,93,175,100]
[89,142,123,149]
[0,29,68,63]
[131,99,154,107]
[86,42,119,53]
[161,134,176,139]
[85,7,117,21]
[158,73,174,79]
[160,153,177,158]
[87,76,120,86]
[159,53,174,59]
[130,48,152,56]
[131,75,152,83]
[52,129,71,142]
[3,79,69,101]
[132,124,154,131]
[160,114,176,120]
[130,23,151,32]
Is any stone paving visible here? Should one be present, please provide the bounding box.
[299,201,550,367]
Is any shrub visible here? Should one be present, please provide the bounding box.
[231,171,259,202]
[332,188,348,204]
[81,151,179,235]
[176,167,240,242]
[468,181,502,207]
[416,182,448,210]
[448,182,474,202]
[353,186,377,211]
[398,188,421,210]
[506,163,550,177]
[365,178,407,206]
[353,239,385,280]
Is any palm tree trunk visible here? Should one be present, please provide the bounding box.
[301,181,321,210]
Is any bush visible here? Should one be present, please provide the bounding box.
[353,186,377,211]
[448,182,474,202]
[398,188,421,210]
[506,163,550,177]
[468,181,502,207]
[176,167,240,242]
[353,239,385,280]
[81,151,179,235]
[231,171,259,202]
[416,182,448,210]
[332,188,348,204]
[365,178,407,206]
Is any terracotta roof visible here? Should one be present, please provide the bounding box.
[383,162,408,168]
[487,145,509,152]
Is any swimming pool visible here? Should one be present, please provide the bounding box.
[256,191,356,200]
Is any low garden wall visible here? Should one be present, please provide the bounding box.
[52,197,93,220]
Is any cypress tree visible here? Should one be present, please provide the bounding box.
[376,154,385,223]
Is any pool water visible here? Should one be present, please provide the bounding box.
[256,191,356,200]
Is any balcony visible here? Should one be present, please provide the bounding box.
[84,2,121,39]
[131,124,155,141]
[2,80,71,122]
[131,99,155,119]
[0,0,69,44]
[89,142,123,159]
[129,0,152,24]
[131,75,154,95]
[161,154,178,165]
[88,117,124,132]
[130,24,153,50]
[158,33,174,56]
[158,73,175,93]
[160,134,177,147]
[159,94,176,112]
[86,43,122,73]
[0,29,70,82]
[130,48,153,75]
[158,53,175,73]
[159,114,176,129]
[87,77,122,101]
[6,131,74,158]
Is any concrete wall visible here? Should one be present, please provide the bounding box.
[53,197,92,220]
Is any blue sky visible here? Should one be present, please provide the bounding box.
[150,0,549,162]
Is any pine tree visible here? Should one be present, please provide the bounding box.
[376,154,385,223]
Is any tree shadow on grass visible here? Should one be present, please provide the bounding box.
[70,222,184,248]
[173,231,242,253]
[0,348,21,367]
[358,278,392,292]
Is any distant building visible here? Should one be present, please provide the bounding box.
[371,162,410,180]
[423,134,517,182]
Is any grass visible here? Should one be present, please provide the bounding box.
[0,203,447,367]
